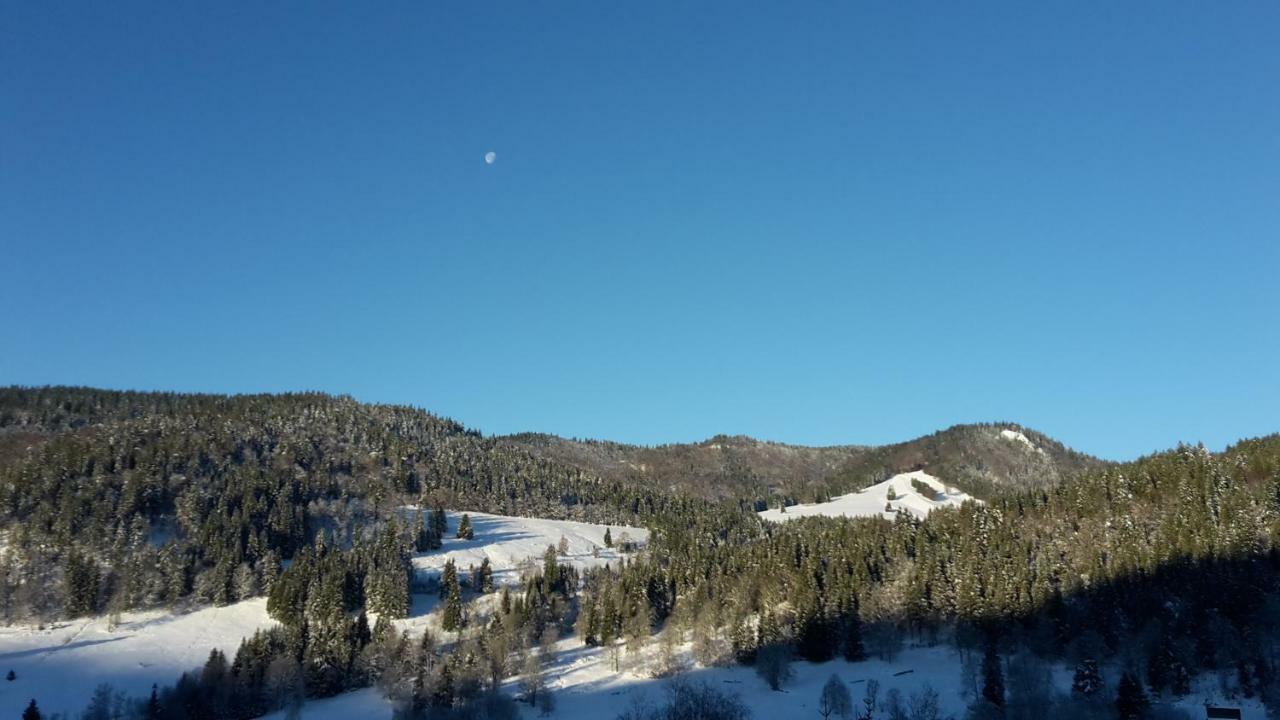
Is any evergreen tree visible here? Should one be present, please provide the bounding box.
[981,642,1004,707]
[1116,671,1150,720]
[842,607,866,662]
[474,557,494,593]
[603,527,613,548]
[64,549,100,617]
[441,562,464,632]
[431,508,448,540]
[456,514,474,540]
[439,560,458,601]
[818,673,852,719]
[145,684,161,720]
[1072,659,1103,696]
[22,699,41,720]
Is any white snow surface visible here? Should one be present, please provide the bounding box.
[406,509,646,588]
[265,638,1269,720]
[0,599,278,719]
[757,470,978,523]
[999,428,1042,452]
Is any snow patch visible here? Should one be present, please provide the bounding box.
[406,510,647,587]
[999,428,1042,452]
[758,470,979,523]
[0,599,278,719]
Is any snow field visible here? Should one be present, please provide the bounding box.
[757,471,978,523]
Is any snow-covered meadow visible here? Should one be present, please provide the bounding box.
[0,599,277,718]
[406,509,646,588]
[758,471,978,523]
[0,510,645,719]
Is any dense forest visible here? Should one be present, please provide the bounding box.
[3,387,1279,720]
[506,423,1102,506]
[0,387,704,621]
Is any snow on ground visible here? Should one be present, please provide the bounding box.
[999,428,1042,452]
[406,510,647,588]
[5,508,1264,720]
[0,598,277,719]
[264,637,1271,720]
[758,471,978,523]
[0,512,644,719]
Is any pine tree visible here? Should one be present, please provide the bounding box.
[431,508,448,539]
[441,563,464,632]
[842,606,866,662]
[603,527,613,548]
[456,514,474,540]
[22,699,41,720]
[981,642,1004,707]
[145,684,161,720]
[440,560,458,601]
[1116,671,1150,720]
[353,610,372,649]
[819,673,852,719]
[475,557,494,593]
[64,549,100,617]
[1072,659,1103,696]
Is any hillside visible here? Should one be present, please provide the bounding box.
[0,386,696,623]
[501,432,866,504]
[504,422,1104,505]
[824,422,1104,499]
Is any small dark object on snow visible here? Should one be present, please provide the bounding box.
[892,669,914,676]
[1205,708,1241,720]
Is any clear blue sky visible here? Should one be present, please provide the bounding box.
[4,2,1278,460]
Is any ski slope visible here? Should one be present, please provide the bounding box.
[757,470,978,523]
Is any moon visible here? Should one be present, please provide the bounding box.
[484,151,496,165]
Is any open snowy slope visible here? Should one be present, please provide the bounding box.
[406,510,647,587]
[0,511,644,719]
[758,470,978,523]
[0,599,277,719]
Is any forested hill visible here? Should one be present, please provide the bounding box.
[501,433,865,504]
[824,422,1104,499]
[504,422,1104,504]
[0,386,705,619]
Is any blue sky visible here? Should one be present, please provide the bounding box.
[3,2,1277,460]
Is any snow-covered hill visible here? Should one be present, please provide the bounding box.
[0,511,646,720]
[757,470,979,523]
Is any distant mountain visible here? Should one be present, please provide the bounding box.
[504,422,1105,505]
[823,422,1105,500]
[501,432,866,504]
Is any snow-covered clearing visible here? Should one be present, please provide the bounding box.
[0,598,277,719]
[998,428,1044,453]
[406,509,646,588]
[0,511,645,719]
[758,471,978,523]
